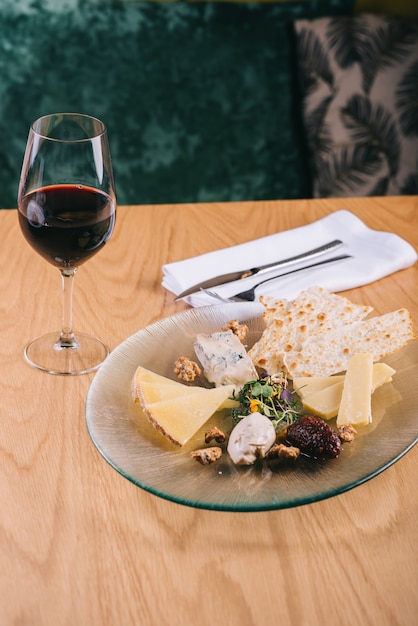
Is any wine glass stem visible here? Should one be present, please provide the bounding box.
[56,269,80,350]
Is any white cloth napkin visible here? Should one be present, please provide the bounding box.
[162,210,417,307]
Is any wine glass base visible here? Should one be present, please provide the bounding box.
[24,332,109,375]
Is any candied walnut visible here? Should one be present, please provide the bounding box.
[266,443,300,460]
[221,319,249,342]
[173,356,201,382]
[191,447,222,465]
[204,427,226,444]
[338,424,357,443]
[265,444,280,459]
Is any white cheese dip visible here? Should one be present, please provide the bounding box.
[227,412,276,465]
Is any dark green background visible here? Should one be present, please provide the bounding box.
[0,0,355,207]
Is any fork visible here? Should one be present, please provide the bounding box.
[202,254,352,302]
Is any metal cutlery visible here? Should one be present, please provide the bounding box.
[202,254,352,302]
[174,239,344,300]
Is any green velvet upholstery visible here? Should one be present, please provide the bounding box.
[0,0,355,208]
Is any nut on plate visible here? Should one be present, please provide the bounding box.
[265,443,300,460]
[173,356,201,382]
[191,447,223,465]
[221,319,249,342]
[337,424,357,442]
[204,427,226,444]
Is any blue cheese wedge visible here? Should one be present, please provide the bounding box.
[194,330,257,392]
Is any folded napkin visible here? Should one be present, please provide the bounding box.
[162,210,417,307]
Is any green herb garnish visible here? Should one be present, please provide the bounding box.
[231,373,302,432]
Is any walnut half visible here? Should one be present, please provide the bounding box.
[221,319,249,342]
[204,427,226,444]
[173,356,201,382]
[191,447,222,465]
[337,424,357,443]
[265,443,300,460]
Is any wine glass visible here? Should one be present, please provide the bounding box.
[17,113,117,375]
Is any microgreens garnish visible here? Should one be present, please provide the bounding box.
[231,373,302,432]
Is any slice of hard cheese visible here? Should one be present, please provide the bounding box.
[302,381,345,419]
[136,381,202,405]
[132,366,181,403]
[293,376,345,400]
[337,353,374,427]
[302,362,395,419]
[140,385,235,446]
[132,365,238,408]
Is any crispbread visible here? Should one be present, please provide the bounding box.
[249,286,373,373]
[284,308,415,377]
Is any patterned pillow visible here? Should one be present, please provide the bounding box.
[295,14,418,197]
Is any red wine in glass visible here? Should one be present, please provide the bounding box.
[19,184,115,270]
[17,113,117,375]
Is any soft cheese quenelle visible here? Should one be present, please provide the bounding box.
[194,330,257,392]
[227,412,276,465]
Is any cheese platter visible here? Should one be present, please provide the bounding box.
[85,295,417,511]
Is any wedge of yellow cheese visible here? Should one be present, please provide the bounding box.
[370,363,396,390]
[131,365,235,446]
[293,376,345,400]
[136,381,202,405]
[132,365,238,408]
[132,365,180,402]
[301,362,395,420]
[337,353,374,426]
[140,385,235,446]
[302,381,345,419]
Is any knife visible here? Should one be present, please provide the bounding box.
[174,239,344,300]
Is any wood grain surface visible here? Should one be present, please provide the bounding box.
[0,196,417,626]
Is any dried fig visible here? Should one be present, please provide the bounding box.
[286,415,341,459]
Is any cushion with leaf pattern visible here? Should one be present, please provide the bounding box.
[295,14,418,197]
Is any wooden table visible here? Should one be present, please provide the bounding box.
[1,196,417,626]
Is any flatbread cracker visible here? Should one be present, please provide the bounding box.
[249,286,373,373]
[284,308,415,377]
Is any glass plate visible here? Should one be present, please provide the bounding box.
[85,302,417,511]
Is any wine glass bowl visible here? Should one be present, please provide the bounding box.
[18,113,117,374]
